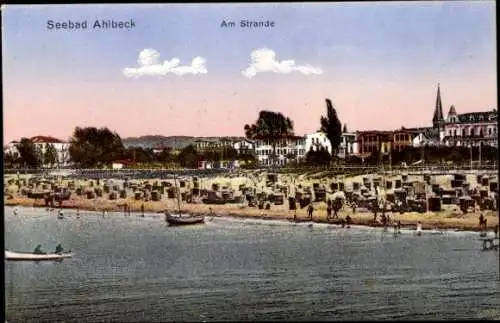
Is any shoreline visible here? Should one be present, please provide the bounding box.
[5,196,498,233]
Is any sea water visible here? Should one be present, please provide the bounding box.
[5,206,500,321]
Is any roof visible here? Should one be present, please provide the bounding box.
[355,130,393,135]
[448,105,457,115]
[453,111,497,124]
[30,136,66,143]
[253,135,305,140]
[432,84,444,122]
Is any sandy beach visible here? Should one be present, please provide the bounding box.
[4,170,499,232]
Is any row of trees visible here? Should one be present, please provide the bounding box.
[4,127,259,169]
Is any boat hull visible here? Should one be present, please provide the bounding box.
[5,250,73,261]
[166,213,205,226]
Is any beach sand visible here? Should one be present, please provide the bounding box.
[4,170,498,232]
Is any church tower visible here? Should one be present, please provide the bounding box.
[432,83,445,131]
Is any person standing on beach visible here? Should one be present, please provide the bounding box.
[372,201,378,223]
[307,204,314,220]
[479,212,486,230]
[326,203,332,221]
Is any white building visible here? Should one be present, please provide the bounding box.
[232,139,255,154]
[255,136,306,166]
[30,136,71,168]
[442,106,497,147]
[304,131,358,159]
[412,132,440,148]
[3,141,19,156]
[339,132,358,158]
[305,131,332,154]
[4,136,71,168]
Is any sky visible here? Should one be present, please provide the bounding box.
[2,2,497,143]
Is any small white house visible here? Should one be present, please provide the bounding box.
[112,162,124,170]
[305,131,332,155]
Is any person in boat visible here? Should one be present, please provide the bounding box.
[55,244,64,254]
[33,244,44,254]
[58,209,63,217]
[307,204,314,220]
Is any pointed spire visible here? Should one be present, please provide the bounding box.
[433,83,444,127]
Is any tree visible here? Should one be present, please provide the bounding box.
[244,110,294,166]
[16,138,41,168]
[320,99,343,159]
[177,145,199,168]
[305,147,331,166]
[222,147,238,160]
[156,147,174,163]
[125,147,153,163]
[43,143,58,168]
[69,127,125,168]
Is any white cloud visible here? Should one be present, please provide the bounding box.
[123,48,207,77]
[242,48,323,78]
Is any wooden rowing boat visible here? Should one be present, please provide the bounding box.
[5,250,73,261]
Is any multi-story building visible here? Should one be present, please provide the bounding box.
[5,136,71,167]
[392,129,413,152]
[255,135,306,166]
[30,136,71,167]
[232,138,255,155]
[339,132,358,158]
[305,131,332,154]
[356,131,393,158]
[442,106,497,147]
[194,136,248,153]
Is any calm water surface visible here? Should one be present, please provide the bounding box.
[4,206,500,322]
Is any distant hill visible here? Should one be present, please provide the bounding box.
[122,136,196,149]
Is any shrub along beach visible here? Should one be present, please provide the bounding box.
[4,168,498,232]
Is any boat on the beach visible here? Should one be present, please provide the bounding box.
[165,151,205,227]
[5,250,73,261]
[165,212,205,226]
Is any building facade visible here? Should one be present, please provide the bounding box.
[392,130,413,151]
[338,132,358,158]
[356,131,393,158]
[232,139,255,155]
[30,136,71,167]
[443,106,498,147]
[255,136,306,166]
[305,131,332,155]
